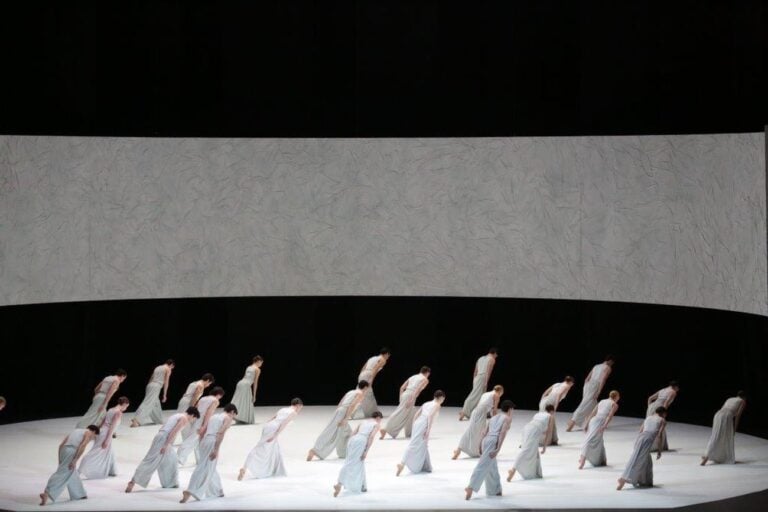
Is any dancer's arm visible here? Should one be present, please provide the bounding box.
[69,434,92,470]
[541,416,555,453]
[584,404,599,433]
[101,381,118,413]
[362,425,378,460]
[602,403,618,431]
[735,400,746,432]
[647,390,659,406]
[210,416,234,461]
[664,390,676,408]
[198,399,219,437]
[162,417,188,454]
[191,382,204,406]
[655,420,666,460]
[252,367,261,402]
[269,412,296,442]
[103,411,121,448]
[162,367,171,403]
[491,418,511,459]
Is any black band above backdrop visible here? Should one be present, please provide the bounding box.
[0,296,765,438]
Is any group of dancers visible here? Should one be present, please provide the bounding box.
[34,349,748,504]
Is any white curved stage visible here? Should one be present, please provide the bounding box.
[0,406,766,511]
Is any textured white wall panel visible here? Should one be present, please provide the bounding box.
[0,135,765,314]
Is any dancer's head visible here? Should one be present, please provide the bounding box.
[380,347,391,360]
[165,359,175,368]
[115,369,128,382]
[564,376,575,385]
[500,400,515,414]
[290,398,303,411]
[201,373,215,386]
[224,403,238,418]
[420,366,431,377]
[545,404,555,413]
[605,355,616,366]
[493,384,504,395]
[185,407,201,419]
[371,411,383,423]
[0,396,5,411]
[489,347,498,358]
[253,355,264,367]
[86,424,101,436]
[116,396,130,410]
[357,380,370,390]
[655,406,668,417]
[669,380,680,391]
[434,390,446,404]
[210,386,225,399]
[737,390,747,399]
[609,390,620,402]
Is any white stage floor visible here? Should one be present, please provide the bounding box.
[1,406,767,511]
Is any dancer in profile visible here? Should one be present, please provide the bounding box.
[507,404,555,481]
[177,373,215,413]
[180,404,238,503]
[131,360,175,427]
[567,356,614,431]
[353,348,391,419]
[646,381,678,451]
[230,356,263,424]
[459,348,498,421]
[379,366,431,439]
[538,376,574,445]
[39,425,100,505]
[79,397,130,479]
[177,386,225,465]
[77,369,127,428]
[464,400,514,500]
[333,411,383,497]
[453,385,504,459]
[397,390,445,476]
[307,381,368,461]
[238,398,303,480]
[125,407,200,493]
[617,406,667,490]
[701,391,747,465]
[578,390,620,469]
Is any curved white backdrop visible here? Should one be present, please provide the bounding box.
[0,134,765,315]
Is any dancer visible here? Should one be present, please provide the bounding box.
[464,400,514,500]
[538,376,574,445]
[701,391,747,465]
[617,406,667,490]
[180,404,238,503]
[567,356,614,431]
[79,397,130,479]
[76,369,127,428]
[352,348,391,419]
[177,373,215,412]
[177,386,225,465]
[39,425,100,505]
[125,407,200,493]
[230,356,263,424]
[507,404,555,481]
[333,411,383,497]
[379,366,431,439]
[459,348,498,421]
[307,381,368,461]
[453,385,504,459]
[578,390,620,469]
[646,381,679,452]
[238,398,303,480]
[131,360,175,427]
[397,390,445,476]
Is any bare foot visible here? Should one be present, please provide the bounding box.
[238,468,245,481]
[333,484,341,497]
[180,491,191,503]
[458,412,465,421]
[464,487,473,500]
[566,420,575,432]
[396,463,404,476]
[578,457,586,470]
[306,449,315,462]
[452,448,460,460]
[125,481,135,493]
[130,419,139,428]
[379,430,386,440]
[616,478,626,491]
[700,456,708,466]
[39,493,48,506]
[507,469,515,482]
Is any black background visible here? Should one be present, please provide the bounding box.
[0,1,766,436]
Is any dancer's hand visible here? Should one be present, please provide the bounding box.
[541,447,546,454]
[490,450,498,459]
[162,395,167,403]
[69,461,76,470]
[656,451,662,460]
[267,436,275,442]
[210,450,218,461]
[360,454,366,461]
[102,441,109,449]
[160,445,167,454]
[97,405,105,413]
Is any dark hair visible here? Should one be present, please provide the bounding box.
[210,386,225,397]
[669,380,679,388]
[420,366,431,374]
[371,411,383,419]
[253,355,264,363]
[165,359,175,366]
[434,390,445,399]
[737,390,746,399]
[115,369,127,377]
[86,425,101,435]
[357,380,370,389]
[545,404,555,412]
[605,354,615,362]
[500,400,515,412]
[116,396,130,406]
[488,347,498,355]
[186,406,201,418]
[201,373,215,383]
[380,347,391,355]
[0,396,5,405]
[291,398,303,406]
[224,403,238,415]
[564,375,575,383]
[655,406,668,415]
